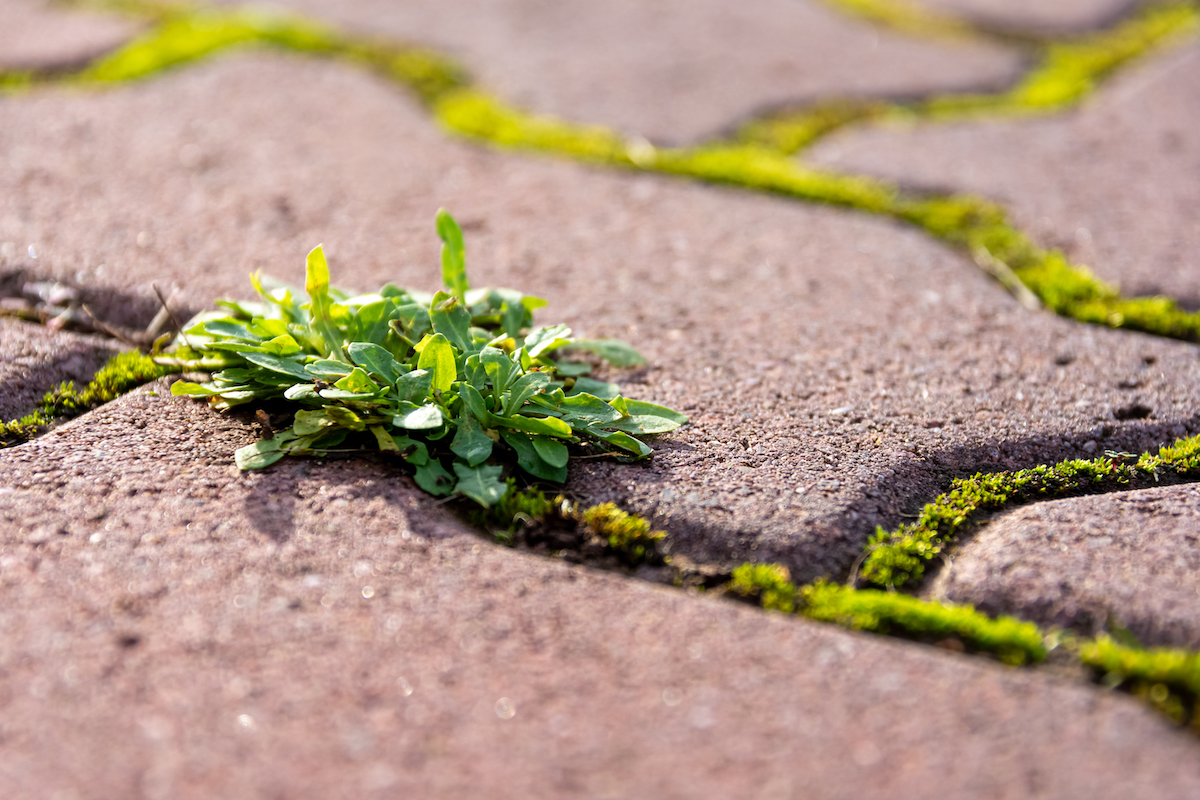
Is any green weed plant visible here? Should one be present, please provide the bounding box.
[160,210,686,507]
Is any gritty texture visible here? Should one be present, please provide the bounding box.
[4,54,1200,581]
[211,0,1023,143]
[0,0,140,70]
[931,483,1200,647]
[0,317,114,420]
[920,0,1142,33]
[0,384,1197,799]
[807,42,1200,307]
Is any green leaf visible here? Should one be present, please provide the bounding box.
[170,380,222,397]
[609,415,685,435]
[550,360,592,377]
[480,346,515,394]
[430,291,475,353]
[293,408,336,436]
[393,403,444,430]
[458,383,495,425]
[396,369,433,403]
[414,459,455,496]
[451,410,494,466]
[326,406,366,431]
[585,426,654,459]
[503,371,551,416]
[247,318,290,338]
[305,244,345,358]
[496,413,572,438]
[569,338,646,367]
[284,383,321,401]
[261,334,303,355]
[436,208,469,304]
[417,333,457,394]
[622,399,689,425]
[391,435,430,465]
[233,431,298,470]
[334,367,380,394]
[532,434,569,468]
[555,393,623,424]
[305,359,353,379]
[501,430,568,482]
[347,342,402,383]
[524,324,572,358]
[568,377,621,400]
[204,320,262,341]
[242,352,312,380]
[370,424,400,452]
[452,462,508,507]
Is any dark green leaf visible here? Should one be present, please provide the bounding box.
[391,435,430,465]
[585,426,654,459]
[501,430,568,482]
[293,409,335,436]
[326,406,367,431]
[555,393,623,424]
[550,360,592,377]
[495,413,572,438]
[480,346,515,394]
[242,352,312,380]
[569,338,647,367]
[503,371,551,416]
[347,342,401,383]
[396,369,433,403]
[451,410,494,466]
[305,359,353,379]
[622,399,689,425]
[568,377,621,400]
[458,384,495,425]
[430,291,474,353]
[532,434,569,468]
[414,459,455,496]
[524,324,572,358]
[452,462,508,507]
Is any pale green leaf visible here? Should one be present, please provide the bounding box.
[569,338,646,367]
[417,333,457,394]
[452,462,508,507]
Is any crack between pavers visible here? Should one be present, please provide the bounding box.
[4,0,1200,735]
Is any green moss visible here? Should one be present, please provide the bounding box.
[580,502,666,565]
[817,0,975,41]
[730,563,798,613]
[1,350,174,447]
[861,433,1200,588]
[1080,636,1200,727]
[735,100,889,156]
[466,480,561,542]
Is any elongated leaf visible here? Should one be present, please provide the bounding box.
[326,406,366,430]
[391,435,430,465]
[609,415,684,434]
[479,346,515,394]
[452,462,507,507]
[170,380,224,397]
[284,383,321,401]
[430,291,474,353]
[305,244,344,358]
[622,399,689,425]
[524,324,571,358]
[458,383,495,425]
[242,352,311,380]
[235,442,286,470]
[247,318,290,338]
[305,359,353,379]
[555,392,623,424]
[569,338,646,367]
[414,459,455,496]
[204,320,262,341]
[261,334,303,355]
[417,333,457,393]
[436,208,469,304]
[451,410,494,466]
[503,371,551,417]
[347,342,401,383]
[501,430,568,482]
[532,434,569,467]
[293,408,335,436]
[496,413,572,438]
[585,426,653,459]
[568,377,620,400]
[370,424,400,452]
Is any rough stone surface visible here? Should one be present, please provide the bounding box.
[4,54,1200,580]
[212,0,1022,143]
[0,0,140,70]
[1,385,1198,798]
[808,43,1200,306]
[932,483,1200,647]
[0,317,113,420]
[922,0,1138,32]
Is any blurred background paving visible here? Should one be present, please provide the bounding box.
[0,0,141,70]
[2,0,1200,796]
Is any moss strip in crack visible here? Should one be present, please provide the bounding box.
[736,2,1200,154]
[730,565,1047,665]
[1081,636,1200,727]
[861,433,1200,589]
[0,350,175,446]
[816,0,975,41]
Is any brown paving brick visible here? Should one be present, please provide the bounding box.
[932,483,1200,647]
[0,0,140,70]
[808,42,1200,306]
[4,54,1200,581]
[0,385,1198,798]
[213,0,1022,143]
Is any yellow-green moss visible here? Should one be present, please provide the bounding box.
[730,563,798,613]
[1081,636,1200,727]
[1,350,175,447]
[580,502,666,564]
[817,0,976,41]
[861,433,1200,588]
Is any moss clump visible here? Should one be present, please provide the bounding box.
[466,480,561,542]
[1,350,174,447]
[580,502,666,565]
[730,563,798,613]
[801,580,1047,665]
[735,100,889,156]
[1080,636,1200,727]
[861,433,1200,588]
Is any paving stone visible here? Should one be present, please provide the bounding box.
[931,483,1200,647]
[209,0,1022,143]
[5,54,1200,581]
[921,0,1135,32]
[0,317,114,420]
[0,385,1198,798]
[0,0,140,70]
[807,42,1200,306]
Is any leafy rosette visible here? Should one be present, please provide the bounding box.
[159,210,686,506]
